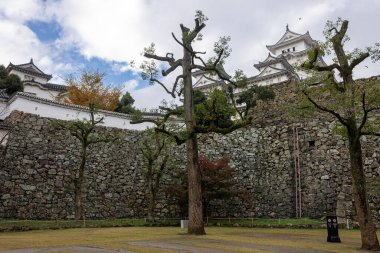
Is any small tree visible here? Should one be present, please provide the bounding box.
[63,70,121,111]
[139,129,174,222]
[298,19,380,250]
[53,101,117,220]
[0,65,23,95]
[166,154,250,218]
[133,11,273,234]
[194,89,235,129]
[115,91,136,114]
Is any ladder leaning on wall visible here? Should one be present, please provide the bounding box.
[293,126,302,218]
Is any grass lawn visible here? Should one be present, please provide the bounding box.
[0,226,375,253]
[0,218,323,232]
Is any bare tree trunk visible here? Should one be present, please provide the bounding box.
[147,163,155,222]
[348,129,379,250]
[182,44,205,234]
[75,147,86,220]
[187,135,205,234]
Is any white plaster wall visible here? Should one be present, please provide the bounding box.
[0,100,8,119]
[9,69,48,84]
[254,74,289,86]
[274,40,307,56]
[23,84,60,100]
[2,96,153,130]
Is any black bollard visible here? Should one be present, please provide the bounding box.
[326,216,341,243]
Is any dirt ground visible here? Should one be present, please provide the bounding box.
[0,227,376,253]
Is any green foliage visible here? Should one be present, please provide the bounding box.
[53,103,118,148]
[236,85,275,117]
[139,129,175,221]
[0,65,23,95]
[208,36,232,65]
[195,10,208,24]
[294,19,380,139]
[115,91,136,114]
[194,89,235,128]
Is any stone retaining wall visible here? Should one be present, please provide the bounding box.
[1,79,379,222]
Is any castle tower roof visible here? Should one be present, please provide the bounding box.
[6,58,52,81]
[266,25,315,55]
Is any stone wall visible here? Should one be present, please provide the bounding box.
[1,79,380,222]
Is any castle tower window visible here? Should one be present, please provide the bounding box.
[308,140,315,147]
[293,47,296,51]
[287,48,290,52]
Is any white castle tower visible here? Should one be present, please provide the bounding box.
[193,25,325,94]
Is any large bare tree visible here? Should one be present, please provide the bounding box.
[132,11,273,234]
[300,19,380,250]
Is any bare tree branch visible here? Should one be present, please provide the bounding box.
[187,18,206,42]
[359,92,368,132]
[155,128,187,145]
[162,60,183,76]
[361,131,380,137]
[302,90,349,127]
[350,52,370,71]
[194,119,251,135]
[333,20,348,43]
[172,32,193,53]
[314,63,342,72]
[144,53,175,63]
[150,78,176,98]
[130,118,161,125]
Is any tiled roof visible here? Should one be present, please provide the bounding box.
[0,120,12,130]
[41,83,67,91]
[9,92,160,120]
[0,89,9,99]
[23,81,67,92]
[7,59,52,81]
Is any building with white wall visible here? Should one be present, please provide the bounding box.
[194,25,326,94]
[0,59,153,143]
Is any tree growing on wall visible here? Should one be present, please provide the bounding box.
[166,155,250,218]
[139,129,174,222]
[298,18,380,250]
[63,71,121,111]
[53,101,117,220]
[132,11,273,234]
[0,65,23,95]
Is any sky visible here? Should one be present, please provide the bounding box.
[0,0,379,109]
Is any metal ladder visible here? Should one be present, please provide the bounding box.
[293,126,302,218]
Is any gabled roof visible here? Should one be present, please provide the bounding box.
[255,65,284,78]
[266,25,315,54]
[254,54,294,71]
[193,72,225,89]
[254,53,281,70]
[23,80,67,92]
[7,58,52,81]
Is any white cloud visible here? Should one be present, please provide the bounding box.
[0,0,48,22]
[131,82,178,110]
[0,0,379,108]
[122,79,139,93]
[0,20,48,66]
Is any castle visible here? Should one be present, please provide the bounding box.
[193,25,325,94]
[1,27,378,222]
